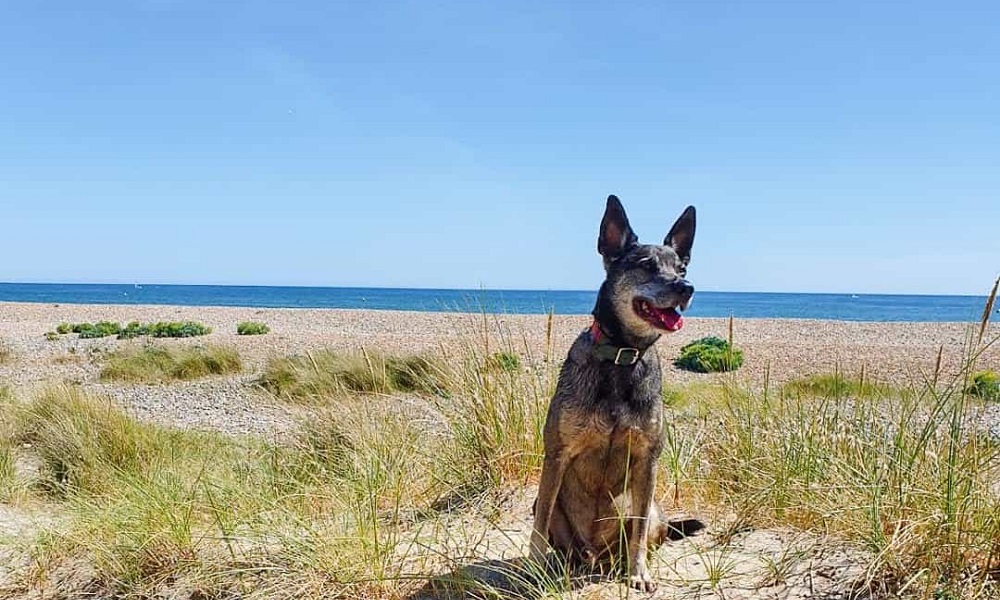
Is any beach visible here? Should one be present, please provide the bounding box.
[1,301,997,435]
[2,304,999,598]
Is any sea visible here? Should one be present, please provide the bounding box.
[0,282,992,323]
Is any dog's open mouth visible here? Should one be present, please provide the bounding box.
[633,298,684,332]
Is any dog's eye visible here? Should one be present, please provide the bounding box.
[638,257,659,272]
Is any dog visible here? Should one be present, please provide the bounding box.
[529,195,699,591]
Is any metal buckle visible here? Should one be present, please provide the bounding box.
[614,347,640,366]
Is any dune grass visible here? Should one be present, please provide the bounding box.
[0,338,13,364]
[258,349,451,400]
[0,386,16,501]
[99,344,242,383]
[0,383,494,597]
[2,295,999,598]
[782,371,893,399]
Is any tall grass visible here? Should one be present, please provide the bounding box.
[257,321,554,495]
[0,338,13,364]
[258,349,449,401]
[11,385,162,496]
[689,284,1000,597]
[100,345,242,383]
[2,385,453,597]
[430,313,553,495]
[0,386,17,502]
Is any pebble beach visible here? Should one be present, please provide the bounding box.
[1,301,997,435]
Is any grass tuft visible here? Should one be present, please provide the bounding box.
[258,349,449,401]
[783,372,891,399]
[0,338,12,363]
[99,345,241,383]
[236,321,270,335]
[11,385,161,495]
[0,386,17,501]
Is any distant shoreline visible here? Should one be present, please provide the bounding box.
[0,282,989,322]
[0,300,986,325]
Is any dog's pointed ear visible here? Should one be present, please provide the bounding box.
[598,195,638,262]
[664,206,696,265]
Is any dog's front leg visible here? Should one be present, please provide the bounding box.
[529,449,570,565]
[626,455,658,592]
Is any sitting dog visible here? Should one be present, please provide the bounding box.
[529,195,697,591]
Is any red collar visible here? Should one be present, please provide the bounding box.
[589,319,604,343]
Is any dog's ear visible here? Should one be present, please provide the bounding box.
[598,195,638,263]
[664,206,696,265]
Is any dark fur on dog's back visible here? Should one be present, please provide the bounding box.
[529,195,700,592]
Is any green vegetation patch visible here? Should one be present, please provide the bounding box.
[145,321,212,338]
[784,372,891,399]
[2,382,456,597]
[236,321,270,336]
[58,320,212,340]
[76,321,122,339]
[674,336,744,373]
[259,350,450,401]
[488,351,521,373]
[966,370,1000,401]
[100,345,241,383]
[10,385,161,495]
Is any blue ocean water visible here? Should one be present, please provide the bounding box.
[0,282,990,322]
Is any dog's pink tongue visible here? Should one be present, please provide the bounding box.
[657,308,684,331]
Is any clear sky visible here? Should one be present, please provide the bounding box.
[2,1,998,295]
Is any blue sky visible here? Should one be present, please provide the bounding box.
[1,1,997,295]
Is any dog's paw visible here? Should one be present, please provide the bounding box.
[628,568,657,592]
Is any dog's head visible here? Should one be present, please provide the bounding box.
[596,195,696,340]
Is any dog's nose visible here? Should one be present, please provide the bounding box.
[674,279,695,297]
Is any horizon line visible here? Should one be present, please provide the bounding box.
[0,280,988,299]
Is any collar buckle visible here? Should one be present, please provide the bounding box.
[614,347,641,366]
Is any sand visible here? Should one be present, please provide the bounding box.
[0,301,997,434]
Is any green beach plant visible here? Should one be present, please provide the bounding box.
[237,321,270,335]
[488,351,521,373]
[77,321,122,339]
[143,321,212,338]
[57,321,213,340]
[966,370,999,401]
[674,336,744,372]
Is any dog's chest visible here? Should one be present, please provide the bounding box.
[562,402,662,481]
